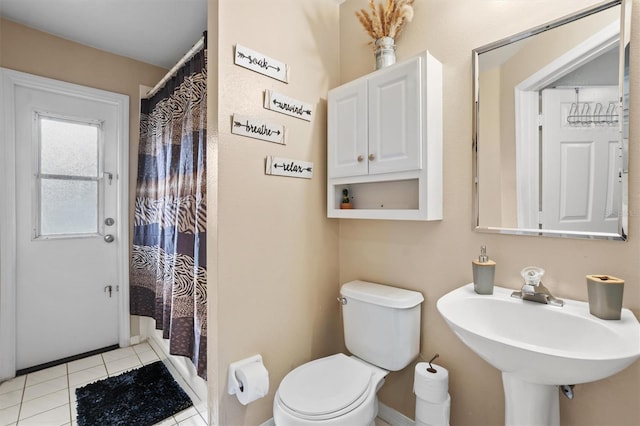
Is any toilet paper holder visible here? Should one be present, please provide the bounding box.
[227,354,263,395]
[426,353,439,373]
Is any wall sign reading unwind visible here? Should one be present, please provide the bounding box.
[265,156,313,179]
[235,44,289,83]
[264,90,314,122]
[232,114,285,145]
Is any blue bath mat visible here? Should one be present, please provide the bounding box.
[75,361,193,426]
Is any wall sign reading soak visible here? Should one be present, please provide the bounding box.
[235,44,289,83]
[265,156,313,179]
[232,114,285,145]
[264,90,314,122]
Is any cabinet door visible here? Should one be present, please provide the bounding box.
[368,57,422,175]
[328,80,368,178]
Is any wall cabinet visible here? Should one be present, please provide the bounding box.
[327,50,442,221]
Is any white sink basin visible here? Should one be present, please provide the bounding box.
[437,283,640,425]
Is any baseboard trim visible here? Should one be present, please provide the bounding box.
[378,401,416,426]
[260,402,413,426]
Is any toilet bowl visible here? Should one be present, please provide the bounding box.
[273,354,388,426]
[273,280,424,425]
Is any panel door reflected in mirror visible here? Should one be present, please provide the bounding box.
[474,0,630,240]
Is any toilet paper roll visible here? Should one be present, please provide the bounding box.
[416,393,451,426]
[235,361,269,405]
[414,362,449,404]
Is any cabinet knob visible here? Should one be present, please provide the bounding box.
[368,153,376,161]
[357,155,364,162]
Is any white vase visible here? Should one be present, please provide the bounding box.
[375,36,396,69]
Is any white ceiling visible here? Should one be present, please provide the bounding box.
[0,0,208,69]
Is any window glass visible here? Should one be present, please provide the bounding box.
[40,117,98,177]
[37,115,101,237]
[40,179,98,235]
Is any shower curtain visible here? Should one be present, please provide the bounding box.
[130,47,207,379]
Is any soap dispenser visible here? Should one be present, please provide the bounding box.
[472,245,495,294]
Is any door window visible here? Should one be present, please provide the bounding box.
[35,114,102,238]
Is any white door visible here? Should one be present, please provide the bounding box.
[541,87,621,234]
[0,69,129,374]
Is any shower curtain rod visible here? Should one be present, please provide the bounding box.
[144,34,206,99]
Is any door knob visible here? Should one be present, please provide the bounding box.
[357,155,364,162]
[104,234,115,243]
[368,153,376,161]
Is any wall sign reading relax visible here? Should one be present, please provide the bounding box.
[265,156,313,179]
[232,114,285,145]
[235,44,289,83]
[264,90,314,122]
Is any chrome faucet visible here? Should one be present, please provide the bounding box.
[511,266,564,307]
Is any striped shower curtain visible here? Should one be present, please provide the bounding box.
[130,48,207,379]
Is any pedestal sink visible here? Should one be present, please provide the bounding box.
[437,283,640,426]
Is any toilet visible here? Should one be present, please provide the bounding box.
[273,280,424,425]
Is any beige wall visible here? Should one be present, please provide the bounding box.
[211,0,341,424]
[339,1,640,425]
[0,19,168,336]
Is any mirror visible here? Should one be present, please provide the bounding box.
[473,0,631,240]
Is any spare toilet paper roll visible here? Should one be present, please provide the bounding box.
[235,361,269,405]
[414,362,449,404]
[416,393,451,426]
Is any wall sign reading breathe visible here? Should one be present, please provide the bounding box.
[232,114,285,145]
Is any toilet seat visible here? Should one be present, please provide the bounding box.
[276,354,374,420]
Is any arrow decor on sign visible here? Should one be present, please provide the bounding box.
[264,90,314,122]
[265,156,313,179]
[235,44,288,83]
[233,120,281,136]
[273,162,312,173]
[232,114,285,144]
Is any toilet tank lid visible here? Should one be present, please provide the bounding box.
[341,280,424,309]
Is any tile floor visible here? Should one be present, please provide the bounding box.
[0,343,207,426]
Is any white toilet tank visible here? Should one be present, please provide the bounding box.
[341,280,424,371]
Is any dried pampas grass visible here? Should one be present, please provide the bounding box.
[356,0,415,42]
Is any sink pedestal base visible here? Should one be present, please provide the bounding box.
[502,373,559,426]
